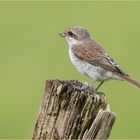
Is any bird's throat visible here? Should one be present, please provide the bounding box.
[66,37,82,47]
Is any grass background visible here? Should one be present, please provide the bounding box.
[0,1,140,139]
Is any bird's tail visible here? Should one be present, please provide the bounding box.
[120,75,140,89]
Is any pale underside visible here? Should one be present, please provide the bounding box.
[66,36,124,82]
[69,48,121,82]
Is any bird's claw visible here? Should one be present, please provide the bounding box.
[72,83,96,93]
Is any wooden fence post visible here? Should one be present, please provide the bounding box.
[33,79,116,140]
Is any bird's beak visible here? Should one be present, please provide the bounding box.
[59,32,66,37]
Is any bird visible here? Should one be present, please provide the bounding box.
[59,25,140,91]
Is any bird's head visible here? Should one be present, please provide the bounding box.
[59,25,91,46]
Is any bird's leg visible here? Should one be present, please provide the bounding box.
[72,82,95,92]
[96,81,104,91]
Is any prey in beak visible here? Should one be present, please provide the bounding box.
[59,32,66,37]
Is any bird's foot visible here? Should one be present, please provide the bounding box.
[72,83,96,93]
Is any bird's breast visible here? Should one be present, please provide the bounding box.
[69,48,108,81]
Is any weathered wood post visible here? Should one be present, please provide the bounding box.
[33,79,116,139]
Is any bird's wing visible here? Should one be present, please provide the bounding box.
[72,42,127,76]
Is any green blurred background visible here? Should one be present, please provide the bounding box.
[0,1,140,139]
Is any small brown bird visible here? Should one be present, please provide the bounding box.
[59,25,140,90]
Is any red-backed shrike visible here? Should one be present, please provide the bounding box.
[59,25,140,90]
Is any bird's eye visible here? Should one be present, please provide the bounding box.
[68,31,73,36]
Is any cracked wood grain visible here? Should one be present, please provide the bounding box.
[33,79,116,140]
